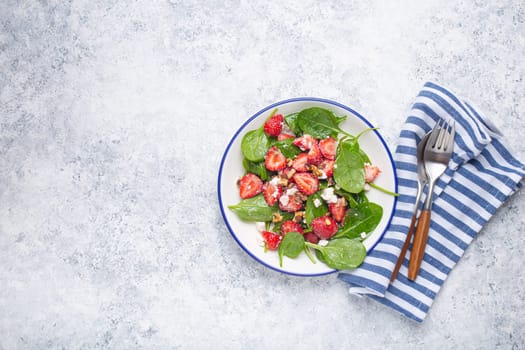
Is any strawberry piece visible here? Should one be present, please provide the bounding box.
[329,197,347,222]
[319,137,337,160]
[280,220,304,236]
[293,173,319,196]
[262,231,282,250]
[239,173,263,199]
[364,163,381,183]
[318,159,335,178]
[277,133,294,141]
[307,141,323,165]
[265,146,286,171]
[304,232,319,244]
[311,215,339,239]
[292,153,309,172]
[279,190,304,212]
[263,114,284,137]
[292,134,316,151]
[262,181,283,206]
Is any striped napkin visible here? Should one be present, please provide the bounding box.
[338,82,525,322]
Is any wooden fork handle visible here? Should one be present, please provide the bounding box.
[390,213,417,283]
[408,210,431,281]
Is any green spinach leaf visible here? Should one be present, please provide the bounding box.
[278,232,305,267]
[304,192,328,226]
[334,114,347,126]
[335,202,383,240]
[284,112,302,135]
[228,194,275,222]
[305,238,366,270]
[241,128,270,162]
[296,107,351,139]
[333,140,365,193]
[242,158,268,181]
[273,138,301,159]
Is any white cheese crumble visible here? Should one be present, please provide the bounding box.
[360,232,367,239]
[281,123,294,135]
[286,187,298,196]
[279,195,289,206]
[318,239,329,247]
[313,198,322,208]
[321,187,338,204]
[269,176,280,186]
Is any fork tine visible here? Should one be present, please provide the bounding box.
[427,119,443,148]
[437,120,455,152]
[435,120,448,149]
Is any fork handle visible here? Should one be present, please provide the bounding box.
[390,213,417,283]
[408,209,431,281]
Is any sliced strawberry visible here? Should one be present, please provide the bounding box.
[292,153,309,172]
[262,181,283,206]
[311,215,339,240]
[277,133,294,141]
[280,220,304,236]
[265,146,286,171]
[304,232,319,244]
[293,173,319,196]
[328,197,347,222]
[239,173,263,199]
[364,163,381,183]
[292,134,316,151]
[307,141,322,165]
[263,114,284,137]
[318,159,335,178]
[262,231,282,250]
[279,190,304,212]
[319,137,337,160]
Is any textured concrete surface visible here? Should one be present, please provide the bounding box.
[1,1,524,349]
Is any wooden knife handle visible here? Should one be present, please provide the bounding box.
[390,213,417,283]
[408,209,431,281]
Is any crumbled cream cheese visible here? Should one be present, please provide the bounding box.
[286,187,298,196]
[318,240,329,247]
[269,176,280,186]
[313,198,322,208]
[321,187,338,204]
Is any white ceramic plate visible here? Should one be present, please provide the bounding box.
[218,98,398,276]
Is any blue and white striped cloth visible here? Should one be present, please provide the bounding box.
[338,82,525,322]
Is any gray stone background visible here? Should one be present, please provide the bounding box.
[1,0,524,349]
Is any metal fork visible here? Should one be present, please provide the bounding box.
[408,119,455,281]
[389,131,430,283]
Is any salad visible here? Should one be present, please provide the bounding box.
[228,107,396,270]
